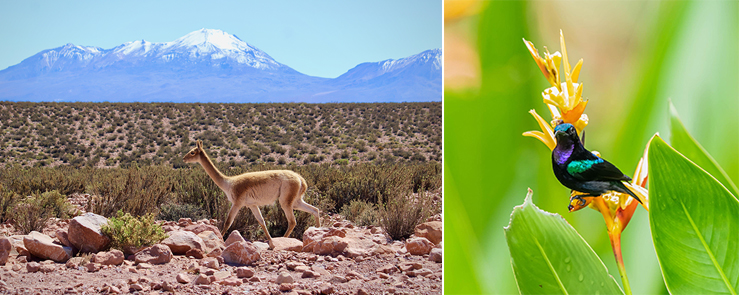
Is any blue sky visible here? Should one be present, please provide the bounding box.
[0,0,441,78]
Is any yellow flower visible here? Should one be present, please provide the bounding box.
[523,30,589,142]
[522,109,556,150]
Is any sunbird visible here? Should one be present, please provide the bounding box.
[552,123,642,210]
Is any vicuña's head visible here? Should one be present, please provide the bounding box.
[183,140,205,163]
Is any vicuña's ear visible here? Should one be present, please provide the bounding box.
[197,140,203,149]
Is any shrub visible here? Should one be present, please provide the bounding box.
[157,202,209,222]
[101,210,167,252]
[11,190,77,234]
[340,200,378,226]
[378,191,433,240]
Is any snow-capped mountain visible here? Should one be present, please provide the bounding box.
[0,29,440,102]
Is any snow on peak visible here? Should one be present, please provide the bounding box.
[159,28,280,69]
[380,49,442,72]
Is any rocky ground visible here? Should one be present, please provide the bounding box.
[0,200,442,295]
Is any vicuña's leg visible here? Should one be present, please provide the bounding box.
[281,203,297,238]
[222,204,241,237]
[249,206,273,248]
[294,199,321,227]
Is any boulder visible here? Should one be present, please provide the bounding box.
[0,237,11,265]
[185,248,204,259]
[221,241,260,265]
[23,231,73,262]
[68,213,110,253]
[55,229,74,249]
[197,230,225,252]
[224,230,245,247]
[161,231,205,255]
[313,236,348,256]
[134,244,172,264]
[302,227,328,247]
[184,223,220,235]
[414,221,442,245]
[235,267,255,278]
[201,257,219,269]
[271,237,303,252]
[405,237,433,255]
[93,249,124,265]
[275,272,294,284]
[429,248,442,263]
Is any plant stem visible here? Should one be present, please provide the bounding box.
[609,231,632,295]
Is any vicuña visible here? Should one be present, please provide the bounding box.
[183,140,321,247]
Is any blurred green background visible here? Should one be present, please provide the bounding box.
[443,1,738,294]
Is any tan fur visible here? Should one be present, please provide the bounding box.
[183,140,320,247]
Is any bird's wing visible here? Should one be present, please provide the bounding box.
[567,157,631,182]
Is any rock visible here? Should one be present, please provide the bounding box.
[279,283,294,291]
[275,272,294,284]
[27,262,40,272]
[39,264,55,273]
[213,270,230,280]
[65,257,85,268]
[0,237,11,265]
[302,270,320,278]
[23,231,73,262]
[201,257,219,269]
[399,262,422,271]
[55,229,73,248]
[286,261,305,270]
[220,278,242,286]
[197,231,225,252]
[176,273,190,284]
[319,283,334,294]
[326,228,347,238]
[134,244,172,264]
[252,241,270,252]
[68,213,110,253]
[330,275,348,283]
[129,283,144,291]
[235,267,255,278]
[224,230,245,246]
[184,223,220,235]
[86,262,101,272]
[94,249,124,265]
[221,241,260,265]
[414,221,442,245]
[178,218,193,227]
[271,237,303,252]
[185,248,204,259]
[294,265,310,273]
[313,236,348,255]
[357,288,370,295]
[192,274,210,285]
[162,281,175,291]
[136,263,153,269]
[302,227,328,247]
[377,263,399,274]
[405,237,433,255]
[161,231,205,255]
[429,248,442,263]
[207,247,223,258]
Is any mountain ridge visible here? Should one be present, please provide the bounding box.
[0,29,440,103]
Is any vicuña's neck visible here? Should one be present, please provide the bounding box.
[198,152,228,188]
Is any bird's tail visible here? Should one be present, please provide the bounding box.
[619,181,650,212]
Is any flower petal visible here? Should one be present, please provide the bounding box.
[571,58,583,83]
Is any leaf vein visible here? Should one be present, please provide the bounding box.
[680,201,737,295]
[533,237,569,295]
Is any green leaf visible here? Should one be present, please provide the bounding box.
[648,135,739,294]
[505,189,624,295]
[669,101,739,197]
